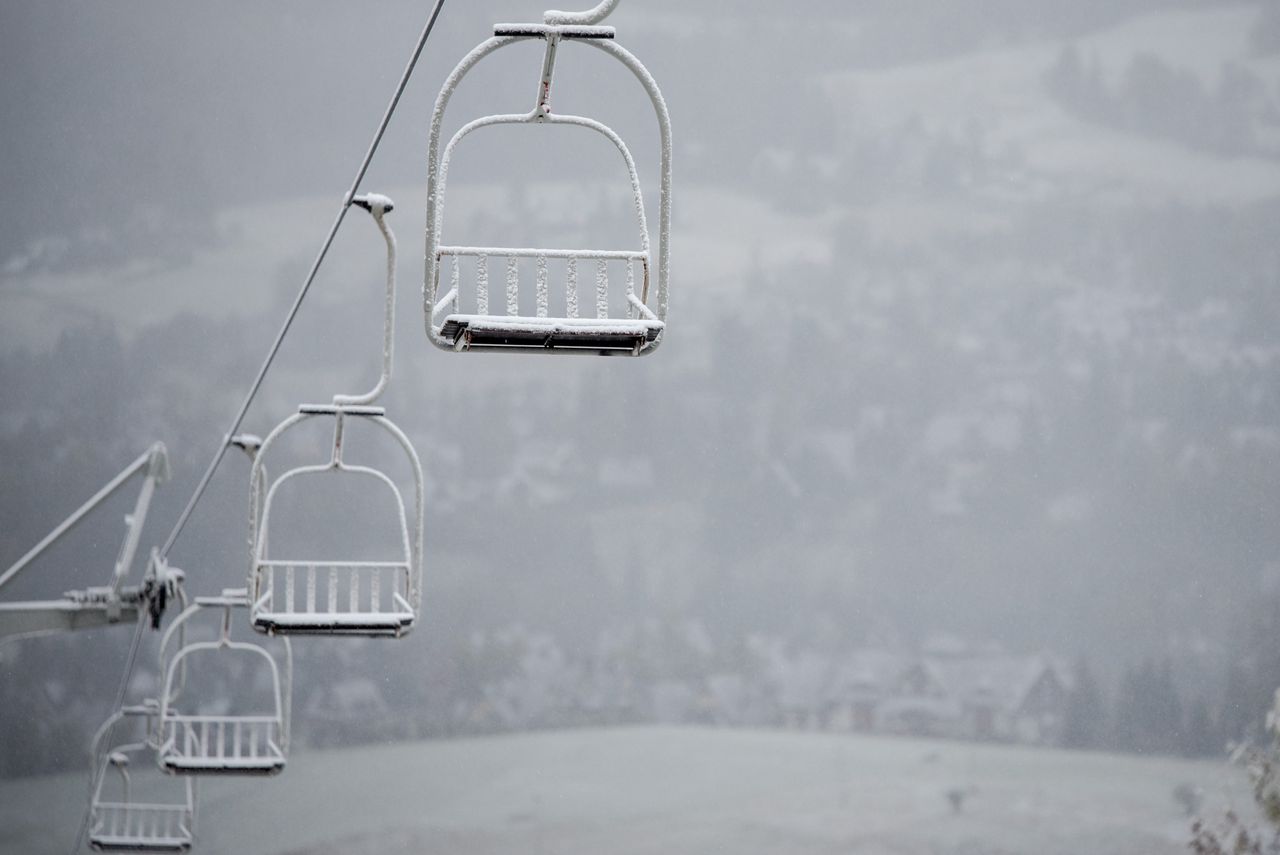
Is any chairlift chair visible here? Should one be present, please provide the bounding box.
[424,0,672,355]
[249,196,424,637]
[88,706,195,852]
[156,589,290,775]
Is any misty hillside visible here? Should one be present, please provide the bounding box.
[3,0,1280,819]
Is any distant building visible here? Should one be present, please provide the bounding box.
[825,646,1070,745]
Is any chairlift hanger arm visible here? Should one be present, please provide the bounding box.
[155,0,447,566]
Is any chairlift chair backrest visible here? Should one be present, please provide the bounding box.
[424,0,672,355]
[156,591,290,775]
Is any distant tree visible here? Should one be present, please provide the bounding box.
[1190,690,1280,854]
[1062,657,1107,749]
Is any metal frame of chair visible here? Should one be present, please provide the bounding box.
[88,705,195,852]
[248,196,424,637]
[156,590,291,775]
[424,0,672,355]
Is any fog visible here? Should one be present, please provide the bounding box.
[3,1,1280,852]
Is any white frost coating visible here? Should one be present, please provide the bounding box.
[625,261,636,318]
[335,199,397,406]
[476,255,489,314]
[423,36,516,335]
[441,246,643,260]
[423,21,671,355]
[566,257,579,318]
[156,596,291,774]
[536,254,549,318]
[596,259,609,319]
[359,193,395,214]
[88,727,195,853]
[450,255,460,308]
[506,256,520,316]
[543,0,620,26]
[446,314,662,335]
[495,23,615,38]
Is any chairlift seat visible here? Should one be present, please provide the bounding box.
[89,803,193,853]
[250,407,423,640]
[158,714,286,775]
[251,560,415,637]
[89,733,195,854]
[440,314,662,353]
[423,17,672,357]
[157,595,291,776]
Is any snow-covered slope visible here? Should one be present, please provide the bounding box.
[0,727,1255,855]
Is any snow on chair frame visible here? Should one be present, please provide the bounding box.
[424,0,672,355]
[250,196,424,637]
[88,706,195,852]
[157,590,291,775]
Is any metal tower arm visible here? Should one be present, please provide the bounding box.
[0,443,170,641]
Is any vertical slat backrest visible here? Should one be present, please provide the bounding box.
[476,256,489,314]
[536,255,549,318]
[506,256,519,316]
[566,257,579,318]
[596,260,609,319]
[625,262,636,319]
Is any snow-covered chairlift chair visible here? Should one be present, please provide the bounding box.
[425,0,672,355]
[156,589,290,775]
[250,196,424,637]
[88,706,195,852]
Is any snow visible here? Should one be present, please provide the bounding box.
[505,255,519,316]
[422,21,671,351]
[0,727,1256,854]
[356,193,395,216]
[595,258,609,319]
[543,0,621,27]
[535,254,549,318]
[475,255,489,315]
[566,256,579,319]
[444,314,662,336]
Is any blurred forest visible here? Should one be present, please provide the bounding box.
[3,0,1280,778]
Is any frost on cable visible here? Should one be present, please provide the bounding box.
[423,0,672,356]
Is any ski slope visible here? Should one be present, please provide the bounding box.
[0,727,1257,854]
